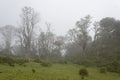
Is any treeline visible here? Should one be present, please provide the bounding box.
[65,16,120,73]
[0,7,65,63]
[0,6,120,73]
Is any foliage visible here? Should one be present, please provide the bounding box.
[0,6,120,78]
[33,59,42,63]
[106,61,120,73]
[32,69,35,73]
[40,61,52,67]
[0,63,120,80]
[79,67,89,79]
[99,67,107,73]
[0,56,15,66]
[0,56,29,67]
[15,58,29,65]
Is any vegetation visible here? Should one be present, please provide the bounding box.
[0,63,120,80]
[79,68,89,79]
[32,69,36,73]
[0,6,120,79]
[40,61,52,67]
[99,67,107,73]
[106,61,120,73]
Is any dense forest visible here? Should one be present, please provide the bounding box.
[0,6,120,80]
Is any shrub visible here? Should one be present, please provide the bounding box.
[15,58,29,65]
[106,61,120,73]
[56,60,68,64]
[23,64,27,67]
[0,56,15,66]
[4,57,15,67]
[34,59,42,63]
[0,71,3,73]
[32,69,35,73]
[0,56,4,63]
[8,62,15,67]
[15,60,23,65]
[61,61,68,64]
[40,61,52,67]
[79,68,89,79]
[64,61,67,64]
[99,67,107,73]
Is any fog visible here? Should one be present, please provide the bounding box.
[0,1,120,80]
[0,0,120,36]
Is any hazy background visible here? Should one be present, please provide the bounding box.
[0,0,120,36]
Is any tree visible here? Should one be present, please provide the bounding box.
[37,23,55,60]
[54,36,65,54]
[91,17,120,66]
[67,28,78,43]
[93,21,101,41]
[67,15,92,58]
[76,15,92,56]
[65,42,82,63]
[52,36,65,61]
[0,25,17,54]
[65,15,92,65]
[18,6,39,60]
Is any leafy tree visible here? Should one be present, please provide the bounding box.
[66,15,92,63]
[91,17,120,67]
[75,15,92,56]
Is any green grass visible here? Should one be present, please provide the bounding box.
[0,63,120,80]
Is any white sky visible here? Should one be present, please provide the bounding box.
[0,0,120,36]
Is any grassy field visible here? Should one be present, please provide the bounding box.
[0,63,120,80]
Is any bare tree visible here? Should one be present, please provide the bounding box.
[0,25,16,54]
[18,6,39,60]
[37,23,55,59]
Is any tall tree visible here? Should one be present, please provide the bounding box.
[18,6,39,60]
[76,15,91,56]
[66,15,92,64]
[92,17,120,65]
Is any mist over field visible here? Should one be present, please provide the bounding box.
[0,0,120,80]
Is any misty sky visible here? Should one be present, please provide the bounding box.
[0,0,120,36]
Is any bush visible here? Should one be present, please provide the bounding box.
[0,56,30,67]
[99,67,107,73]
[40,61,52,67]
[0,56,15,66]
[55,60,68,64]
[23,64,27,67]
[0,71,3,73]
[8,62,15,67]
[64,61,67,64]
[32,69,35,73]
[0,56,4,63]
[34,59,42,63]
[79,68,89,79]
[15,58,29,65]
[106,61,120,73]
